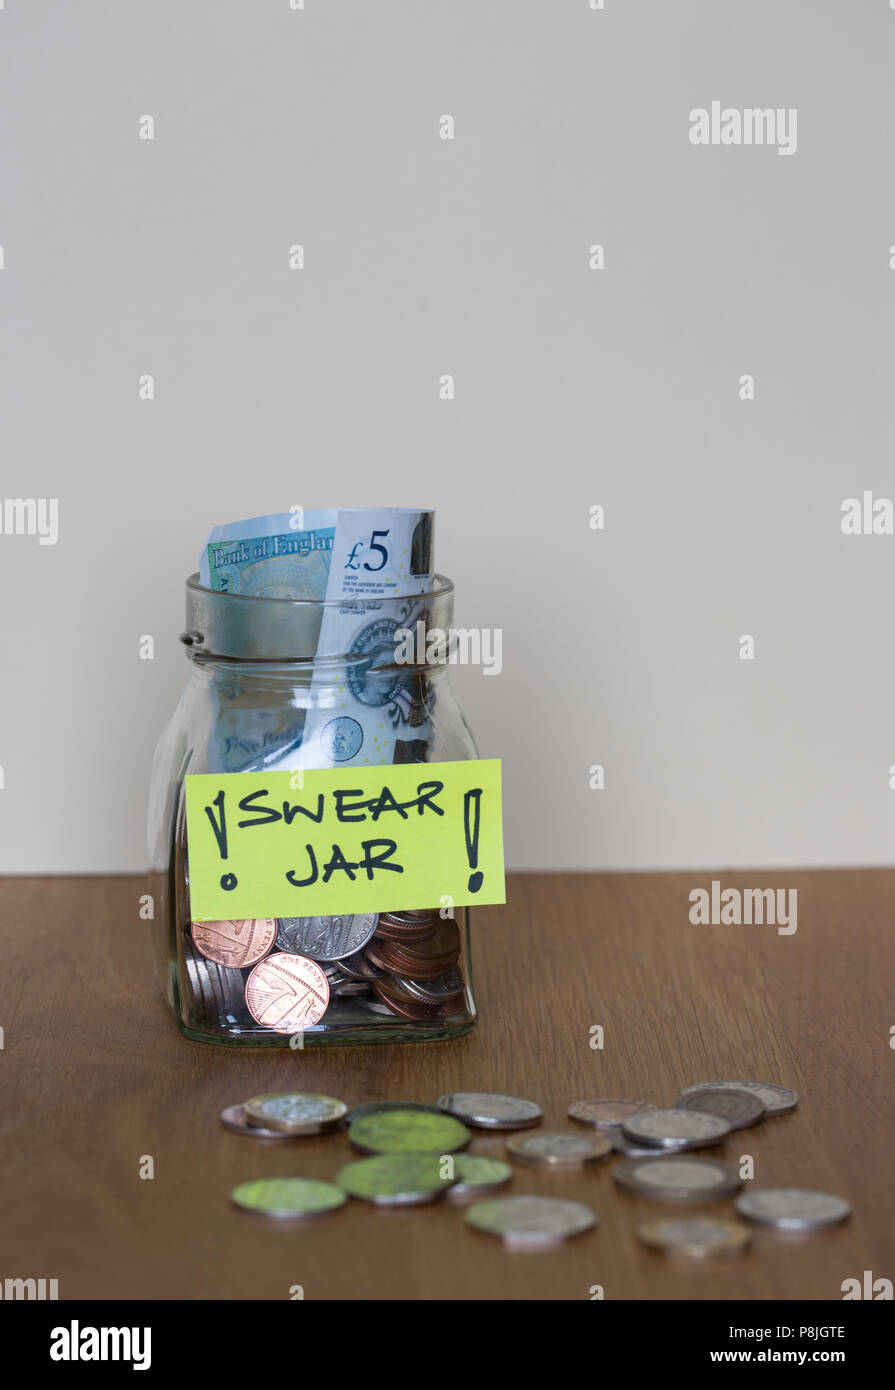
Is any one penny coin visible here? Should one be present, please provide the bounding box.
[244,952,330,1032]
[191,918,276,968]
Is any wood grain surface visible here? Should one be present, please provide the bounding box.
[2,871,892,1301]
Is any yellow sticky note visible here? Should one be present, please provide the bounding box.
[184,759,505,921]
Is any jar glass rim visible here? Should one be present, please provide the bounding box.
[185,571,455,607]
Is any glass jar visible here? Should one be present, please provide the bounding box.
[148,573,478,1046]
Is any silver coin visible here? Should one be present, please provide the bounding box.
[506,1130,611,1168]
[436,1092,543,1130]
[613,1156,743,1202]
[673,1087,766,1130]
[735,1188,851,1230]
[464,1195,597,1247]
[276,913,379,962]
[678,1080,798,1117]
[329,977,371,997]
[394,967,465,1002]
[358,998,397,1016]
[220,1103,290,1140]
[332,951,376,981]
[622,1109,730,1150]
[611,1130,672,1159]
[183,933,251,1025]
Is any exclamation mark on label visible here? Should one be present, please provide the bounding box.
[205,789,238,891]
[464,788,483,893]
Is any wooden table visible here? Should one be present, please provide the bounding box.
[3,871,891,1301]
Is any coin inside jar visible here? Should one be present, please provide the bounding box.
[568,1098,658,1130]
[275,913,379,961]
[230,1178,347,1219]
[348,1108,470,1155]
[369,983,447,1021]
[436,1092,543,1130]
[379,909,441,925]
[243,1092,347,1135]
[337,1154,457,1206]
[464,1195,598,1247]
[191,917,277,968]
[673,1087,766,1129]
[637,1217,751,1257]
[392,967,465,1003]
[244,952,330,1032]
[506,1131,612,1169]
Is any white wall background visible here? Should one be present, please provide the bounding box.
[2,0,894,874]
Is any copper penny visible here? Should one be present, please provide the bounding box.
[374,926,460,978]
[375,951,456,981]
[363,942,394,972]
[191,918,277,969]
[374,920,438,944]
[371,982,446,1021]
[244,952,330,1032]
[372,974,424,1005]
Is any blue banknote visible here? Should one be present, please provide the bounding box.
[201,508,435,772]
[200,508,338,597]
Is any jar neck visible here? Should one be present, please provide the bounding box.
[185,652,453,693]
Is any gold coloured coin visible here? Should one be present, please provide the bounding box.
[637,1217,751,1257]
[243,1092,347,1135]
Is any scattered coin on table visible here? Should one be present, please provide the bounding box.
[220,1103,296,1140]
[611,1129,676,1159]
[613,1156,743,1203]
[348,1108,470,1155]
[506,1130,612,1169]
[435,1092,543,1130]
[448,1155,514,1196]
[243,1092,348,1135]
[230,1178,347,1219]
[735,1188,851,1230]
[337,1155,457,1206]
[622,1109,731,1150]
[219,1078,853,1256]
[637,1217,751,1258]
[568,1098,657,1129]
[346,1100,447,1124]
[678,1080,798,1117]
[673,1086,766,1130]
[464,1195,598,1247]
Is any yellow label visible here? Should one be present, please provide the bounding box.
[184,759,504,921]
